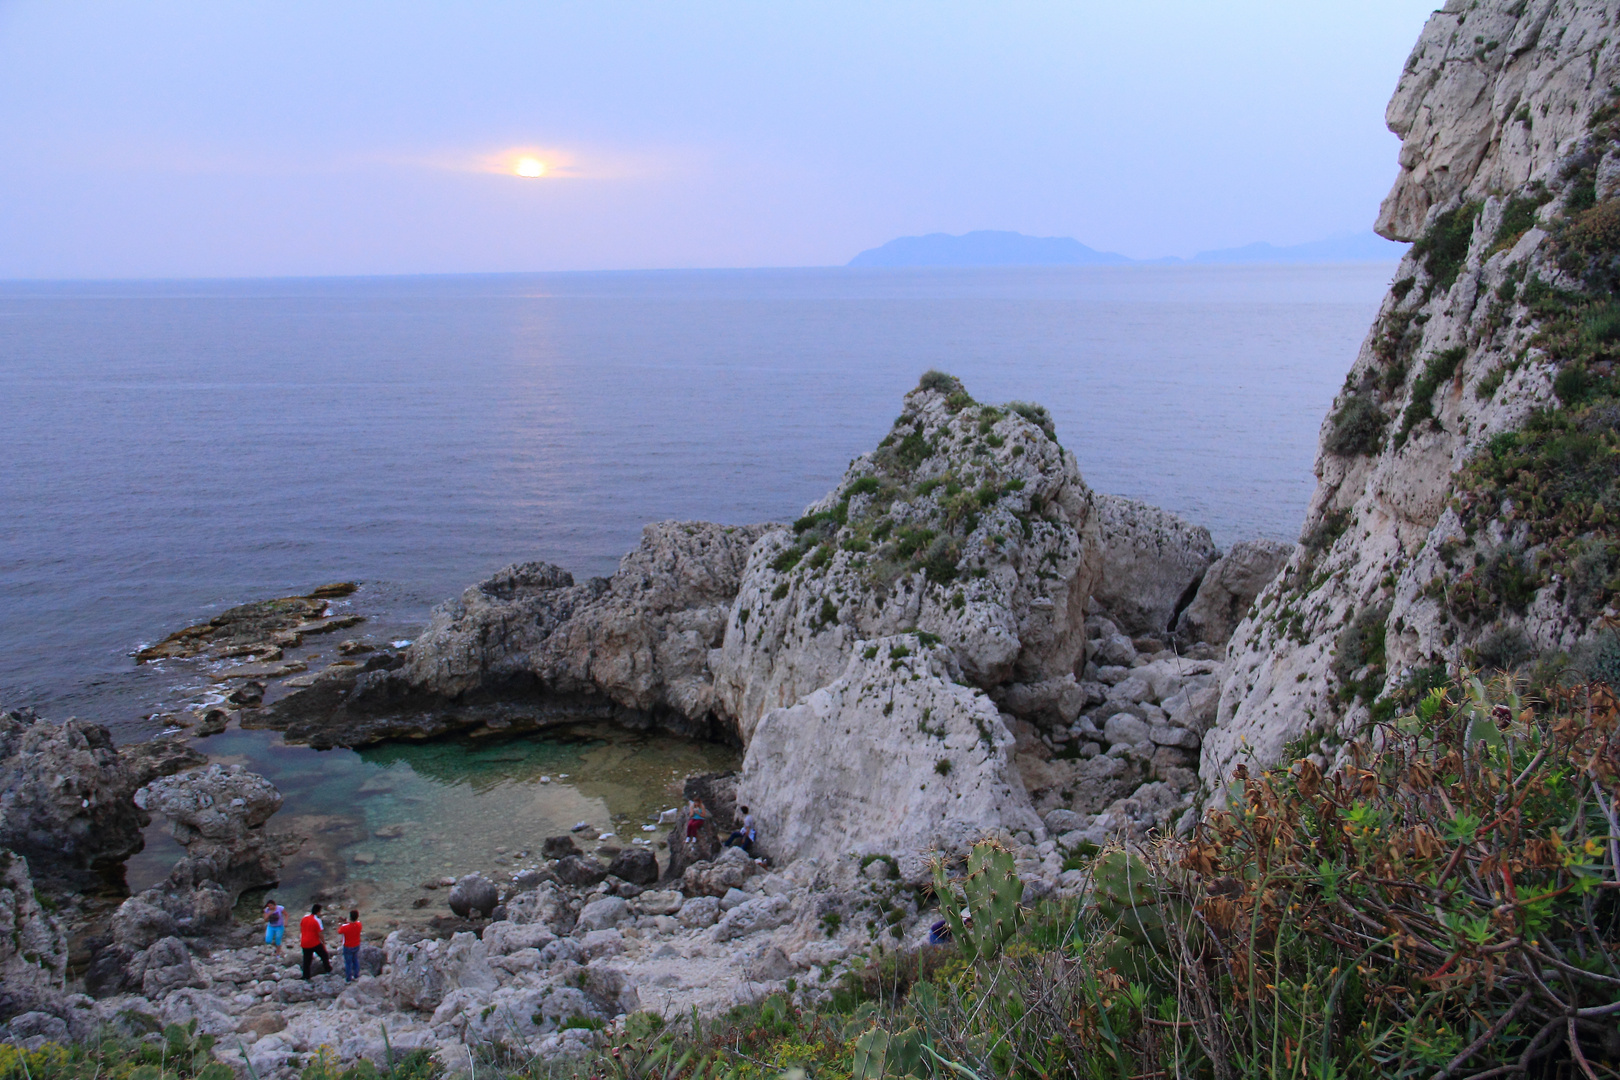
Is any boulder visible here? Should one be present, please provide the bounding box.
[0,710,150,887]
[1174,539,1293,646]
[606,848,659,886]
[714,895,793,942]
[541,835,581,860]
[713,377,1102,740]
[576,896,630,932]
[677,896,721,929]
[447,874,498,918]
[136,937,203,997]
[1089,494,1217,636]
[739,635,1041,863]
[111,898,179,949]
[553,856,608,888]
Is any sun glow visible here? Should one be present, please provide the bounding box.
[514,157,546,178]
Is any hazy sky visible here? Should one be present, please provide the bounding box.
[0,2,1436,278]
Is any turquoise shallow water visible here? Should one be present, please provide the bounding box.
[126,725,738,932]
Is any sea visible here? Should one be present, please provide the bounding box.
[0,263,1394,917]
[0,263,1395,738]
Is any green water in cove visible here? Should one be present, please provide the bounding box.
[126,725,739,933]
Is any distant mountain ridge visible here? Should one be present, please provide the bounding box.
[847,229,1407,268]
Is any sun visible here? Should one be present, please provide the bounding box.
[514,157,546,178]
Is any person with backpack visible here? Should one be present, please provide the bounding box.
[300,903,333,980]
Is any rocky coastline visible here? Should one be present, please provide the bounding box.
[13,1,1620,1071]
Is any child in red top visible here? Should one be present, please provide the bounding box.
[299,903,333,980]
[339,909,363,982]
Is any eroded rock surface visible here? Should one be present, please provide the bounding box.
[1088,494,1218,638]
[740,635,1040,862]
[1174,539,1293,647]
[1212,0,1620,792]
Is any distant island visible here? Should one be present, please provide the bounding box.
[847,229,1408,267]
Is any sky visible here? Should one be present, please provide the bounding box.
[0,2,1438,278]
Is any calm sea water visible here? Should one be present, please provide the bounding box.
[0,265,1393,741]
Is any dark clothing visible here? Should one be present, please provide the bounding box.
[724,830,753,853]
[302,943,332,979]
[343,945,360,981]
[929,920,953,944]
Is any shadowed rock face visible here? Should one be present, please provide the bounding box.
[1088,494,1218,638]
[1210,0,1620,794]
[1174,540,1294,648]
[0,850,68,1023]
[260,522,772,749]
[0,709,150,887]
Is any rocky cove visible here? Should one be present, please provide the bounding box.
[0,373,1293,1071]
[11,0,1620,1072]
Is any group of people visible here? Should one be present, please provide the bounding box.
[261,899,364,981]
[682,798,757,854]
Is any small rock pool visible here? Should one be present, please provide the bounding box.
[125,724,739,934]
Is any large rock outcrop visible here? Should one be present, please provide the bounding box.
[125,765,296,935]
[1174,540,1293,647]
[1088,495,1217,638]
[0,850,68,1022]
[0,708,149,888]
[739,635,1041,862]
[711,377,1102,741]
[267,522,770,747]
[1210,0,1620,791]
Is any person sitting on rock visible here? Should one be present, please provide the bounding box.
[724,805,756,853]
[685,798,707,847]
[263,898,286,957]
[300,903,333,980]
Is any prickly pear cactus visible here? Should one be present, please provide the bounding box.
[851,1025,925,1079]
[1090,848,1196,983]
[931,840,1024,960]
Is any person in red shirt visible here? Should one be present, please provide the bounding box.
[338,909,363,981]
[299,903,333,980]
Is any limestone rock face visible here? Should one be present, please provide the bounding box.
[131,765,295,933]
[1174,540,1294,646]
[738,634,1041,863]
[1088,495,1218,637]
[0,709,148,885]
[0,851,67,1023]
[712,379,1101,741]
[274,521,770,746]
[1376,0,1618,241]
[1211,2,1620,794]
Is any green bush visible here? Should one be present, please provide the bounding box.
[1324,393,1386,456]
[915,370,962,395]
[1396,345,1467,447]
[1412,202,1481,292]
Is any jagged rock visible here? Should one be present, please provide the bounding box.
[713,895,793,942]
[384,931,495,1012]
[482,921,555,956]
[111,898,179,949]
[576,897,630,931]
[677,896,721,929]
[681,846,758,897]
[0,710,149,886]
[132,764,294,932]
[663,773,738,882]
[541,835,580,859]
[0,851,67,1022]
[446,874,498,918]
[119,737,208,787]
[1174,539,1293,646]
[1089,495,1218,637]
[504,882,572,933]
[713,378,1102,740]
[553,856,608,888]
[135,587,356,662]
[83,943,139,999]
[631,890,684,916]
[275,522,770,748]
[135,937,204,997]
[739,635,1041,863]
[1212,2,1620,793]
[606,848,659,886]
[991,676,1087,727]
